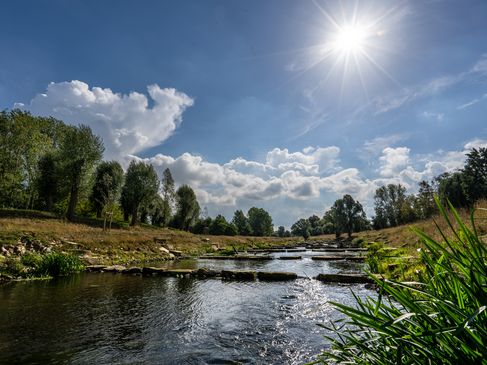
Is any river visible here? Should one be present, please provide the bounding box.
[0,250,375,364]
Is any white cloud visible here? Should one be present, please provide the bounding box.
[422,111,444,121]
[379,147,410,177]
[373,54,487,114]
[457,93,487,110]
[17,80,194,159]
[114,141,486,227]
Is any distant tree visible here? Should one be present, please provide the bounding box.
[284,230,292,237]
[247,207,273,236]
[437,172,469,208]
[328,199,347,238]
[120,161,160,226]
[277,226,286,238]
[209,214,229,235]
[373,184,407,228]
[173,185,200,231]
[225,223,238,236]
[59,125,104,221]
[462,147,487,206]
[147,195,166,226]
[291,218,311,240]
[192,217,212,234]
[416,180,436,219]
[90,161,124,218]
[341,194,367,238]
[160,168,176,226]
[232,209,252,236]
[36,153,59,211]
[400,194,418,224]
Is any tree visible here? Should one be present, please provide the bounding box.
[173,185,200,231]
[437,172,468,208]
[59,125,104,221]
[232,209,252,235]
[277,226,286,238]
[462,147,487,206]
[209,214,230,235]
[416,180,436,219]
[160,168,176,226]
[291,218,311,240]
[90,161,124,218]
[121,161,160,226]
[329,198,347,238]
[373,184,407,228]
[247,207,273,236]
[341,194,367,238]
[36,153,59,211]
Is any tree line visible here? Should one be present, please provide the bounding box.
[289,147,487,238]
[0,110,276,235]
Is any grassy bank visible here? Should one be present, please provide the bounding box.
[0,210,303,275]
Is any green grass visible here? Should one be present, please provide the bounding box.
[314,199,487,365]
[1,252,85,278]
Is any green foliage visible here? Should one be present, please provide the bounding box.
[59,124,104,220]
[90,160,124,218]
[315,199,487,364]
[120,160,160,226]
[232,209,253,235]
[173,185,200,231]
[291,218,311,240]
[373,184,407,229]
[462,147,487,206]
[277,226,286,237]
[160,168,175,226]
[247,207,273,236]
[35,252,85,277]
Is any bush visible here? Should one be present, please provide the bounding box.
[35,252,85,277]
[1,257,25,276]
[316,199,487,364]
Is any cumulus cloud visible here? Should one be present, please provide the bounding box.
[17,80,194,159]
[124,140,484,227]
[379,147,411,177]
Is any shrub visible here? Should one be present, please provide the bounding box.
[315,199,487,364]
[35,252,85,277]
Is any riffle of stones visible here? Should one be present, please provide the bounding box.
[85,265,374,284]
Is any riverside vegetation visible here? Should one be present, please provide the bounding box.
[1,109,487,363]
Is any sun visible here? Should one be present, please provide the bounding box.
[332,24,367,54]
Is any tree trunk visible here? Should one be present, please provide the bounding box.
[130,205,138,226]
[66,179,79,221]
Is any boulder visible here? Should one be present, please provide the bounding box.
[221,270,257,281]
[194,268,221,278]
[315,273,373,284]
[122,267,143,274]
[142,267,167,275]
[102,265,126,273]
[257,271,297,281]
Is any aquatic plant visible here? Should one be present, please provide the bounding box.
[35,252,85,277]
[315,198,487,364]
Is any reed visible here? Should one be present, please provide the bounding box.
[314,198,487,364]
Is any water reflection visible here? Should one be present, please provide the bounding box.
[0,273,374,364]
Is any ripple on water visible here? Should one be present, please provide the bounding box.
[0,270,375,364]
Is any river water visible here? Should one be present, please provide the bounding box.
[0,251,374,365]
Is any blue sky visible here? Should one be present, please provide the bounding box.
[1,0,487,227]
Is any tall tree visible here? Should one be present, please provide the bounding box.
[277,226,286,238]
[121,161,160,226]
[437,172,469,208]
[160,168,176,226]
[173,185,200,231]
[232,209,252,235]
[247,207,273,236]
[341,194,367,238]
[329,198,347,238]
[35,153,59,211]
[462,147,487,206]
[60,125,104,221]
[416,180,436,219]
[90,161,124,218]
[291,218,311,240]
[373,184,407,228]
